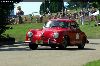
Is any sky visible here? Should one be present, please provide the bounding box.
[14,2,68,15]
[14,2,42,15]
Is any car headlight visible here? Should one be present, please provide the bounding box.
[27,32,33,37]
[53,32,59,38]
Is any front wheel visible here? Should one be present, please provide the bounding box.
[29,43,38,50]
[50,45,56,49]
[58,37,68,49]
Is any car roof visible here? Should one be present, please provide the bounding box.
[50,19,76,23]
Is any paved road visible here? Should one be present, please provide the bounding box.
[0,39,100,66]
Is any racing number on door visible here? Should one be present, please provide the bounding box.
[76,33,79,39]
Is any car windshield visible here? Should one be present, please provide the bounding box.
[45,20,69,28]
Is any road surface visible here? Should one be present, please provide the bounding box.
[0,39,100,66]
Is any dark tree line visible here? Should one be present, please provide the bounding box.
[40,0,64,14]
[40,0,100,14]
[67,0,100,10]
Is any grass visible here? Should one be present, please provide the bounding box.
[79,21,100,39]
[4,23,43,42]
[83,60,100,66]
[4,21,100,42]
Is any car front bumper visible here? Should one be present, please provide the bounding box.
[24,38,60,45]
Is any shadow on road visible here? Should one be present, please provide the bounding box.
[89,43,100,45]
[36,47,96,51]
[0,48,30,51]
[0,43,96,51]
[0,43,30,51]
[0,47,96,51]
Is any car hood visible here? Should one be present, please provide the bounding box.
[42,27,67,32]
[30,27,68,38]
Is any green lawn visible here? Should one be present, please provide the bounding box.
[4,23,43,42]
[83,60,100,66]
[4,21,100,42]
[79,21,100,39]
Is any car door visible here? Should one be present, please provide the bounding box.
[71,22,82,44]
[67,22,77,45]
[74,23,82,44]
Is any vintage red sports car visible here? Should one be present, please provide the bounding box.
[25,19,89,50]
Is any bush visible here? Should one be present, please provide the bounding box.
[0,34,15,45]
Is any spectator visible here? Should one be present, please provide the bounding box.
[36,17,39,23]
[24,17,27,22]
[29,14,33,22]
[16,6,24,24]
[52,15,57,19]
[40,15,43,23]
[88,9,92,25]
[68,13,72,19]
[71,14,75,20]
[91,7,96,14]
[73,11,78,19]
[79,10,85,25]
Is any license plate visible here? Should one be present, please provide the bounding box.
[36,40,43,44]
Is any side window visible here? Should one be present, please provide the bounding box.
[59,22,64,27]
[59,22,69,28]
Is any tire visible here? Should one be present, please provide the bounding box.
[78,39,85,49]
[58,36,68,49]
[29,43,38,50]
[50,45,56,49]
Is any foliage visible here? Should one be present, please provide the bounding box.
[5,23,44,41]
[40,0,100,13]
[40,0,64,14]
[50,0,64,13]
[0,0,22,41]
[40,0,50,14]
[79,21,100,39]
[68,0,100,10]
[67,2,93,10]
[84,60,100,66]
[49,2,58,13]
[91,2,100,11]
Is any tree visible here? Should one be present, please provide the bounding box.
[49,2,58,13]
[40,0,64,14]
[40,2,45,14]
[0,0,22,42]
[50,0,64,13]
[68,0,100,10]
[91,2,100,10]
[40,0,50,14]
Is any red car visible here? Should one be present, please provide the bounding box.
[25,19,89,50]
